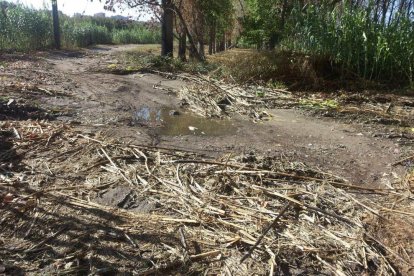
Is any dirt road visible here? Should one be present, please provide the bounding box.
[2,44,413,275]
[27,44,405,187]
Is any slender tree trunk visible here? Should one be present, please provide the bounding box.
[189,40,196,60]
[178,30,187,61]
[161,0,174,57]
[172,3,203,61]
[388,0,396,25]
[213,34,216,54]
[208,23,215,55]
[217,35,225,52]
[52,0,60,49]
[198,40,205,59]
[381,0,389,26]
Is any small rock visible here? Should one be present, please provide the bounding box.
[169,110,180,116]
[189,126,198,131]
[7,99,15,106]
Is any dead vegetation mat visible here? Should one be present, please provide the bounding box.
[1,120,414,275]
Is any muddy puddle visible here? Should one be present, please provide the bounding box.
[133,106,237,136]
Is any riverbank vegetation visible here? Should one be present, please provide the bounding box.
[0,2,160,51]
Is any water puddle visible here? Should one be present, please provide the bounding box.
[133,106,236,136]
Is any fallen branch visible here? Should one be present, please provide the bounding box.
[240,202,292,263]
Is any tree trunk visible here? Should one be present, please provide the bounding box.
[178,29,187,61]
[172,3,203,61]
[217,35,225,52]
[209,40,213,55]
[52,0,60,49]
[208,24,215,55]
[161,0,174,57]
[198,40,205,60]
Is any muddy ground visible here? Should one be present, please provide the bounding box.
[1,45,414,274]
[2,45,412,186]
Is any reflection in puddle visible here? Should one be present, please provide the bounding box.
[133,106,236,136]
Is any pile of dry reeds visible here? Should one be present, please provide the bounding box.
[178,75,295,121]
[1,120,413,274]
[176,73,414,131]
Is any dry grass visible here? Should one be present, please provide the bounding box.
[208,49,337,89]
[1,119,413,275]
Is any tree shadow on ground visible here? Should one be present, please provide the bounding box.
[0,99,54,121]
[0,183,187,275]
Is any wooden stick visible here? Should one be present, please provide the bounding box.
[190,250,221,261]
[392,154,414,166]
[240,202,292,264]
[24,226,68,253]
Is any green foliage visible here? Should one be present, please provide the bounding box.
[240,0,285,48]
[0,2,160,51]
[240,1,414,87]
[62,21,112,47]
[283,4,414,86]
[198,0,234,36]
[119,48,216,75]
[112,27,161,44]
[0,4,53,50]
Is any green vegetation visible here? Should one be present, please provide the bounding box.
[0,4,53,51]
[0,2,160,51]
[240,0,414,88]
[112,27,161,45]
[116,47,216,74]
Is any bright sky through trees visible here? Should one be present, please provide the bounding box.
[8,0,150,19]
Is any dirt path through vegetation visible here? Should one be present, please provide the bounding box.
[2,44,414,275]
[39,45,405,187]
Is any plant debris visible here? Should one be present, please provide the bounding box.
[1,120,413,275]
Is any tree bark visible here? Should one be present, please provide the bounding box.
[161,0,174,57]
[217,34,225,52]
[172,3,203,61]
[198,40,205,59]
[52,0,60,49]
[208,23,216,55]
[178,27,187,61]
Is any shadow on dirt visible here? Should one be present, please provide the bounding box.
[0,130,21,172]
[0,53,40,62]
[0,185,184,275]
[46,50,85,59]
[0,100,54,121]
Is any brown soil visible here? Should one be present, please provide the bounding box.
[24,45,408,187]
[1,45,413,275]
